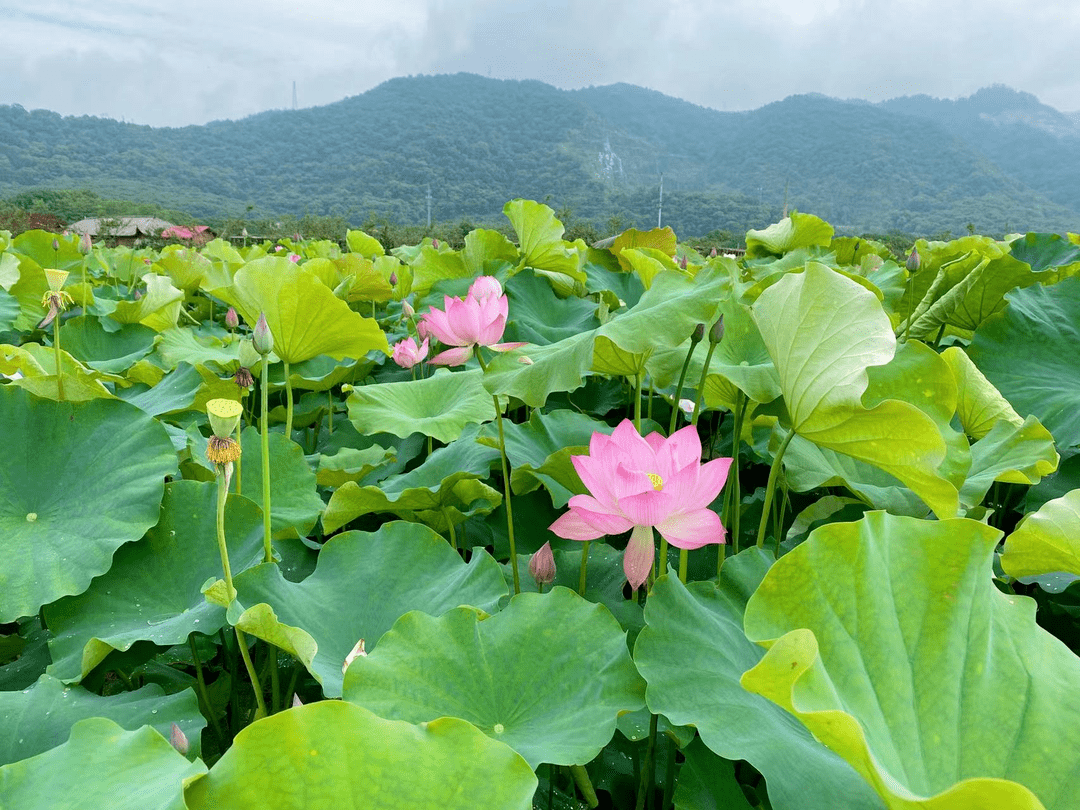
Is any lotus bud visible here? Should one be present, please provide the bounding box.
[225,307,239,329]
[708,314,725,345]
[432,238,439,249]
[389,271,398,286]
[709,247,717,258]
[529,541,556,587]
[51,238,59,252]
[44,269,69,293]
[402,299,415,319]
[680,255,688,270]
[238,338,261,369]
[292,694,303,708]
[691,323,705,345]
[253,312,273,355]
[289,253,300,263]
[206,398,243,439]
[342,638,367,674]
[78,233,92,255]
[133,288,142,300]
[169,723,189,756]
[906,247,920,272]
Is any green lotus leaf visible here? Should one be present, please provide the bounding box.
[502,269,599,345]
[745,212,834,258]
[0,251,21,290]
[503,199,581,278]
[672,737,755,810]
[633,548,882,810]
[0,674,205,764]
[313,443,394,488]
[592,334,650,377]
[1,343,119,402]
[266,353,370,393]
[116,362,203,416]
[111,274,185,331]
[406,243,470,297]
[0,718,204,810]
[1002,489,1080,580]
[343,587,645,768]
[961,416,1058,508]
[941,346,1024,439]
[7,256,49,331]
[0,387,176,622]
[231,521,508,697]
[752,262,959,517]
[238,426,324,539]
[582,247,644,307]
[619,247,683,289]
[345,229,385,258]
[328,254,394,303]
[461,228,519,276]
[608,227,677,274]
[184,702,535,810]
[0,288,19,332]
[214,257,389,364]
[154,246,212,292]
[481,331,596,408]
[59,317,156,373]
[347,368,497,442]
[969,277,1080,449]
[741,511,1080,809]
[9,229,84,271]
[44,481,264,682]
[1009,232,1080,275]
[322,426,501,533]
[154,327,244,372]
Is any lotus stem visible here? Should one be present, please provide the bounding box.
[215,470,236,601]
[578,541,590,595]
[690,341,720,426]
[756,428,795,551]
[658,537,668,579]
[679,548,688,584]
[570,764,599,809]
[635,713,659,810]
[721,392,745,573]
[235,628,267,720]
[283,360,294,439]
[233,423,242,494]
[260,354,273,563]
[495,396,521,594]
[53,317,64,401]
[189,635,226,747]
[443,507,458,552]
[634,372,643,432]
[668,333,701,434]
[328,389,334,435]
[646,377,654,422]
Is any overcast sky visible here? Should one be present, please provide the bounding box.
[2,0,1078,128]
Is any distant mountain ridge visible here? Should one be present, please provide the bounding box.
[1,74,1077,237]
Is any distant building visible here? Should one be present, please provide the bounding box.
[67,216,177,246]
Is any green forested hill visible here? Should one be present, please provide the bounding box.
[1,73,1077,237]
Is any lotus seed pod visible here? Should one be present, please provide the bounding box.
[529,541,556,586]
[44,269,69,293]
[252,312,273,355]
[691,323,705,344]
[206,398,243,439]
[238,338,261,369]
[906,247,921,272]
[78,232,92,255]
[225,307,239,329]
[708,314,725,345]
[169,723,189,756]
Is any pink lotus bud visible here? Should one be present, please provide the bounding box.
[293,233,301,242]
[416,317,430,341]
[51,238,59,251]
[342,638,367,674]
[906,247,921,272]
[468,275,503,302]
[709,247,717,258]
[402,299,415,319]
[289,253,300,263]
[529,542,556,587]
[292,694,303,708]
[169,723,189,755]
[680,255,688,270]
[691,323,705,344]
[78,233,92,255]
[274,245,283,252]
[432,238,439,249]
[709,314,725,345]
[225,307,239,329]
[389,272,398,286]
[133,288,143,300]
[253,312,273,355]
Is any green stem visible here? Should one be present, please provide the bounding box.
[328,389,334,435]
[730,394,744,556]
[646,378,654,423]
[233,423,242,494]
[634,372,643,432]
[284,661,302,709]
[690,342,719,426]
[215,472,236,601]
[662,737,677,810]
[678,548,688,584]
[635,713,659,810]
[443,508,458,552]
[188,635,226,747]
[269,646,281,714]
[53,316,64,401]
[658,537,668,579]
[932,321,947,349]
[578,541,590,595]
[756,429,795,550]
[235,628,267,720]
[260,355,273,563]
[495,397,520,594]
[570,764,599,809]
[283,360,293,439]
[668,337,700,434]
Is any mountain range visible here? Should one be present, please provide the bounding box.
[1,74,1077,238]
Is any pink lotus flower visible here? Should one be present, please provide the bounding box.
[391,336,429,369]
[549,420,731,591]
[420,276,526,366]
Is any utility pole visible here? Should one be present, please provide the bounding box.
[292,81,297,111]
[426,185,433,228]
[657,174,663,229]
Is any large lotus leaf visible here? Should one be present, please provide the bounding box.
[7,256,49,331]
[608,228,677,273]
[619,247,683,289]
[503,199,581,278]
[214,257,389,364]
[502,269,599,345]
[1,343,119,402]
[59,317,156,373]
[154,327,244,372]
[960,416,1058,508]
[633,548,882,810]
[1009,232,1080,275]
[406,243,470,297]
[9,229,84,271]
[0,288,19,332]
[322,426,501,533]
[154,246,212,292]
[184,701,535,810]
[969,277,1080,449]
[237,426,323,539]
[481,330,596,408]
[745,212,834,259]
[0,718,204,810]
[940,346,1024,439]
[741,511,1080,810]
[582,247,645,308]
[343,587,645,768]
[752,262,958,517]
[345,229,385,258]
[0,251,21,290]
[111,274,184,331]
[0,387,176,622]
[231,521,508,697]
[461,228,519,276]
[0,674,205,764]
[591,334,650,377]
[1002,490,1080,580]
[672,737,755,810]
[44,481,264,682]
[313,443,394,487]
[347,368,497,442]
[329,254,395,303]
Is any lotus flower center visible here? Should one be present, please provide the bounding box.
[26,512,37,522]
[647,473,664,491]
[493,723,505,734]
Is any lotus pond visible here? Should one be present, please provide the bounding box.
[2,202,1080,809]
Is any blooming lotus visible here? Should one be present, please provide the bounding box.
[391,336,429,369]
[420,276,526,366]
[549,420,731,591]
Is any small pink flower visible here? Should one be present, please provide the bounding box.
[549,420,731,591]
[289,253,300,263]
[391,336,429,369]
[420,276,526,366]
[529,541,556,587]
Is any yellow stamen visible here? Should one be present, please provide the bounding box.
[647,472,664,491]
